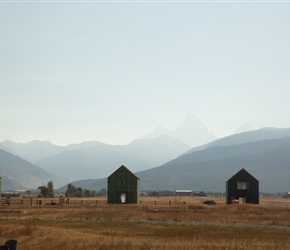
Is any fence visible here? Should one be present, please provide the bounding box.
[0,197,108,206]
[140,200,187,205]
[0,197,189,206]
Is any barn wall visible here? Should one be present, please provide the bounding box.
[107,166,140,204]
[226,169,259,204]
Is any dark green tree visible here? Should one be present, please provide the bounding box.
[65,183,77,197]
[83,189,91,197]
[38,181,54,198]
[65,184,96,197]
[47,181,54,198]
[76,187,83,197]
[38,185,48,198]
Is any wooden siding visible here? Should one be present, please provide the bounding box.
[107,165,140,204]
[226,168,259,204]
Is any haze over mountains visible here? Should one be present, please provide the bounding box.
[0,114,210,183]
[0,149,69,190]
[1,114,289,194]
[137,131,290,193]
[36,135,189,181]
[1,140,106,164]
[56,128,290,194]
[0,136,189,189]
[144,114,216,148]
[235,123,255,134]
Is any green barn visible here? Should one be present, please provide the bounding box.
[107,165,140,204]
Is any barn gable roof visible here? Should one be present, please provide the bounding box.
[108,165,140,180]
[226,168,258,183]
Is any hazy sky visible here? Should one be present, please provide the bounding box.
[1,1,290,146]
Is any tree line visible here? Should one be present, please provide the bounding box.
[65,183,106,197]
[38,181,106,198]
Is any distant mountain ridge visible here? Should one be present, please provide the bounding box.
[1,135,190,189]
[1,139,106,163]
[144,114,216,148]
[58,128,290,193]
[235,123,255,134]
[36,135,190,180]
[138,131,290,193]
[0,149,69,190]
[2,127,290,193]
[183,127,290,155]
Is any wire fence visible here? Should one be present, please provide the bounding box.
[0,197,190,206]
[0,197,108,206]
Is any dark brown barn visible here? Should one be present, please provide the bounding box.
[226,168,259,204]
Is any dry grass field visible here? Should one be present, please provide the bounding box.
[1,196,290,249]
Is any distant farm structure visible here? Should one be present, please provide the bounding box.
[175,190,192,196]
[107,165,140,204]
[226,168,259,204]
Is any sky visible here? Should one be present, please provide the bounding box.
[1,0,290,146]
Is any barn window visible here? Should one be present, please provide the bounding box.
[237,182,249,190]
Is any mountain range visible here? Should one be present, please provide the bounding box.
[137,135,290,193]
[0,114,212,186]
[1,114,289,194]
[0,135,190,189]
[35,135,190,181]
[0,149,69,190]
[56,128,290,194]
[144,114,216,148]
[1,140,106,163]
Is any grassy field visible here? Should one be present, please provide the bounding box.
[1,196,290,249]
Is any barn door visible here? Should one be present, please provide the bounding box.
[118,192,127,204]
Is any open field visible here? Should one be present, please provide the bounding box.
[1,196,290,249]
